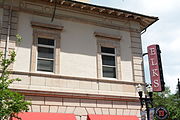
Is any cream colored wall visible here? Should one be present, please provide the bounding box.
[0,8,3,24]
[119,31,133,81]
[14,11,137,81]
[0,8,3,37]
[14,13,33,72]
[60,21,97,78]
[60,20,133,80]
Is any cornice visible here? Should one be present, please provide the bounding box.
[45,0,158,31]
[1,0,143,32]
[1,0,158,31]
[11,88,139,102]
[10,70,145,85]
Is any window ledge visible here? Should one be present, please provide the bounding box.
[94,32,121,40]
[31,21,64,31]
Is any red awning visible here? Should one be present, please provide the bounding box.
[87,114,139,120]
[12,112,76,120]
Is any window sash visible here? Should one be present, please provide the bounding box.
[37,38,55,72]
[101,46,115,54]
[37,44,55,48]
[38,38,54,46]
[101,46,117,78]
[102,55,115,66]
[102,66,116,78]
[38,47,54,59]
[37,59,54,72]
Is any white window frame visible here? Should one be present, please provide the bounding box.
[31,22,63,74]
[95,32,121,80]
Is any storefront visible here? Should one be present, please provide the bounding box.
[13,112,139,120]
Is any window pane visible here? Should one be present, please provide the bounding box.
[38,38,54,46]
[37,59,53,72]
[102,55,115,66]
[38,47,54,59]
[101,47,115,54]
[103,66,116,78]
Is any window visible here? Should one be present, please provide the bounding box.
[31,21,63,74]
[37,38,55,72]
[95,32,121,80]
[101,47,116,78]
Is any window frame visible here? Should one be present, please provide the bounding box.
[95,32,121,80]
[31,22,63,74]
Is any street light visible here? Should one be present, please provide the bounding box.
[178,78,180,97]
[136,84,153,120]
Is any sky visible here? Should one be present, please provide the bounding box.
[78,0,180,93]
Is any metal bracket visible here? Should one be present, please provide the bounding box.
[142,53,148,57]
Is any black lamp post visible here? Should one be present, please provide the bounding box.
[136,84,153,120]
[178,78,180,97]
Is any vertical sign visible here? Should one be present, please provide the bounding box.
[147,45,165,92]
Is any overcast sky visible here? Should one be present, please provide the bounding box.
[80,0,180,93]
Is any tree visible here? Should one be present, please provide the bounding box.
[153,87,180,119]
[0,49,31,119]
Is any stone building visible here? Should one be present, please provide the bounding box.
[0,0,158,119]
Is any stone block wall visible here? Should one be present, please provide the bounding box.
[0,8,18,49]
[130,31,144,83]
[10,73,138,97]
[25,95,141,120]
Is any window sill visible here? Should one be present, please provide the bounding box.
[101,77,118,81]
[35,71,55,75]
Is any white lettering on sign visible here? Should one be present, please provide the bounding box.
[150,58,157,66]
[152,69,159,77]
[154,80,160,87]
[148,45,163,92]
[149,48,156,55]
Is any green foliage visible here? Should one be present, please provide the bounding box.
[153,87,180,119]
[16,34,23,46]
[0,51,31,120]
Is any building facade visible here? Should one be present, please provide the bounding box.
[0,0,158,119]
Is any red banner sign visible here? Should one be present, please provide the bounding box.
[147,45,164,92]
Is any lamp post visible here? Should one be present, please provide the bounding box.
[178,78,180,97]
[136,84,153,120]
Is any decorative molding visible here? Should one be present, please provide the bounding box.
[9,70,144,85]
[99,8,105,13]
[11,88,139,102]
[90,7,96,11]
[2,0,157,32]
[60,1,66,5]
[52,0,157,31]
[30,22,61,74]
[94,32,121,41]
[95,35,122,80]
[18,1,141,32]
[71,3,76,7]
[80,5,86,9]
[31,21,64,31]
[108,10,114,15]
